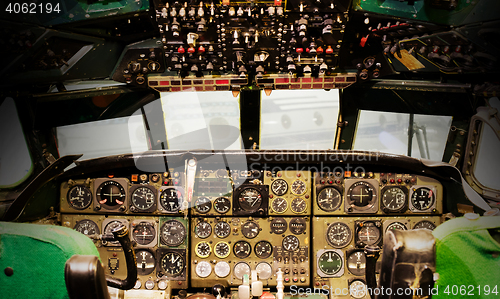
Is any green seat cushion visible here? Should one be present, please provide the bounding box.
[432,216,500,298]
[0,221,100,299]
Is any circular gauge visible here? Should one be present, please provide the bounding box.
[291,197,307,213]
[214,221,231,238]
[67,185,92,210]
[271,179,288,196]
[357,222,381,246]
[131,186,156,211]
[381,186,407,212]
[214,261,231,278]
[270,217,287,234]
[195,241,211,258]
[214,197,231,214]
[326,222,352,248]
[413,220,436,230]
[132,221,156,246]
[411,187,435,211]
[282,235,300,251]
[234,262,251,280]
[214,242,231,258]
[347,251,366,276]
[159,187,182,212]
[241,221,260,239]
[136,250,156,275]
[195,197,211,214]
[291,180,307,195]
[254,241,273,259]
[103,220,125,245]
[160,220,186,246]
[195,261,212,278]
[74,219,99,236]
[271,197,288,214]
[161,251,184,276]
[233,240,251,258]
[256,262,273,279]
[346,181,376,209]
[96,181,126,208]
[318,251,342,275]
[317,187,342,212]
[350,280,367,299]
[238,188,262,212]
[386,222,407,232]
[195,221,212,238]
[289,217,307,235]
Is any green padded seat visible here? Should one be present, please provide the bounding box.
[433,216,500,298]
[0,221,100,299]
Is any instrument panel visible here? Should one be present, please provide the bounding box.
[60,165,443,297]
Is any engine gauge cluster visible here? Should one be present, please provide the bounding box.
[265,171,312,216]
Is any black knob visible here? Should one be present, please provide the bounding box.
[212,284,226,297]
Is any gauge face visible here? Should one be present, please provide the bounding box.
[214,221,231,238]
[233,241,251,258]
[254,241,273,259]
[67,185,92,210]
[214,197,231,214]
[357,222,381,246]
[271,197,288,213]
[241,221,260,239]
[160,220,186,246]
[326,222,352,248]
[346,181,376,208]
[317,187,342,212]
[282,235,300,251]
[195,241,211,258]
[413,220,436,230]
[289,217,307,235]
[256,262,273,280]
[195,221,212,238]
[159,188,182,212]
[195,197,211,214]
[233,262,251,280]
[382,186,406,212]
[214,261,231,278]
[74,219,99,236]
[238,188,262,212]
[161,252,184,276]
[103,220,125,245]
[291,197,306,213]
[291,180,307,195]
[214,242,230,258]
[96,181,126,208]
[318,251,342,275]
[386,222,407,232]
[411,187,435,211]
[270,217,287,234]
[136,250,155,275]
[271,179,288,196]
[132,222,156,246]
[347,251,366,276]
[195,261,212,278]
[350,280,367,299]
[131,186,156,211]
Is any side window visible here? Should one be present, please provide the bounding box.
[0,98,33,188]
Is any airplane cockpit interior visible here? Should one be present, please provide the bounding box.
[1,0,500,298]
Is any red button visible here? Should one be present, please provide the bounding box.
[178,46,185,53]
[198,46,205,53]
[293,278,298,282]
[329,180,333,184]
[325,46,334,54]
[296,48,304,53]
[390,179,395,184]
[316,46,323,54]
[306,48,310,53]
[188,47,196,53]
[397,179,402,183]
[284,278,290,283]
